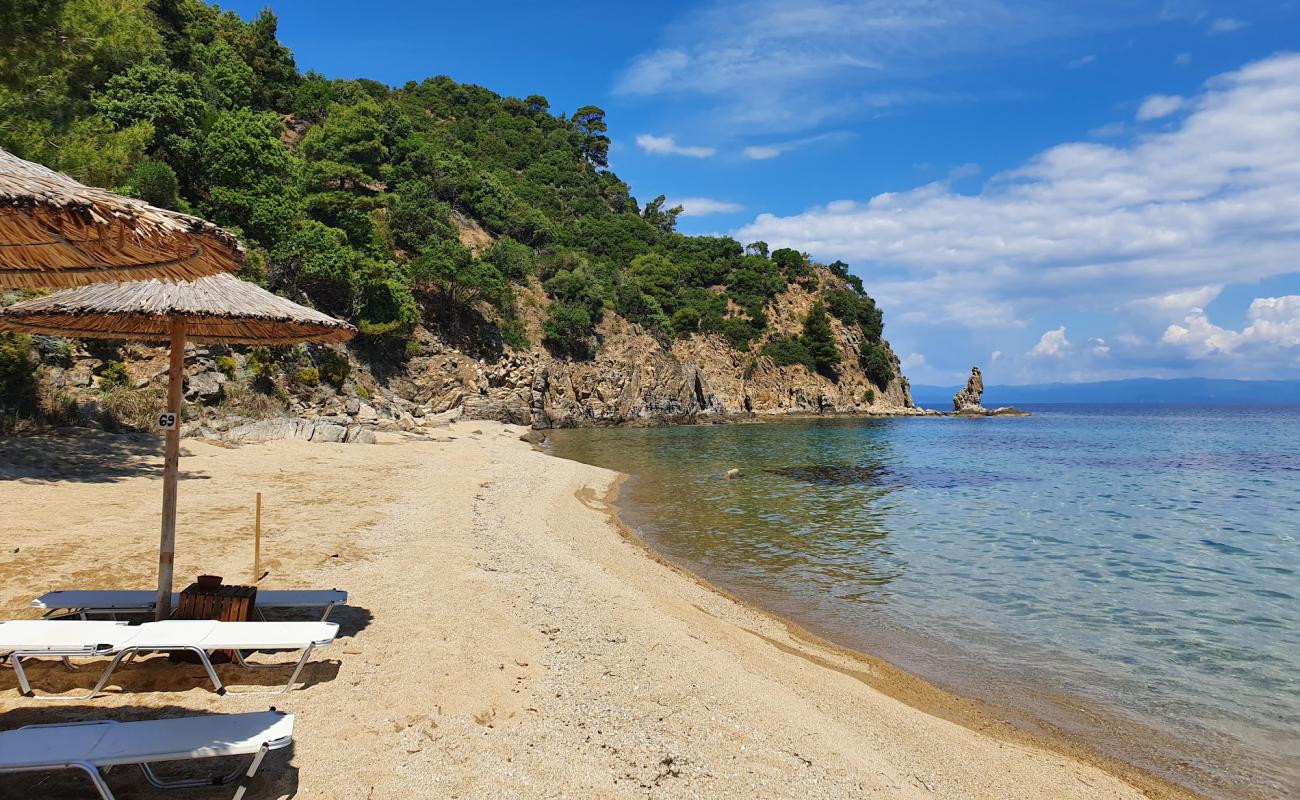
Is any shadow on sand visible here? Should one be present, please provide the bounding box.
[0,429,212,485]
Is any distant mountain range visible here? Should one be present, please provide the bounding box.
[909,378,1300,407]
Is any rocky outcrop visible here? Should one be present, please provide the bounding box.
[187,416,377,445]
[949,366,1029,417]
[21,267,922,436]
[953,367,985,413]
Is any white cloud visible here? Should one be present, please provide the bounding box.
[733,53,1300,353]
[1089,121,1126,138]
[991,350,1003,362]
[744,146,782,160]
[669,197,744,216]
[1129,285,1223,316]
[900,352,928,370]
[1209,17,1247,34]
[1089,337,1111,355]
[1174,52,1192,66]
[1135,94,1185,120]
[612,0,1115,132]
[1031,326,1071,357]
[1162,296,1300,355]
[615,49,690,94]
[635,134,715,158]
[742,131,854,161]
[1068,54,1097,69]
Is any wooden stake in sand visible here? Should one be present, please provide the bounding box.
[254,492,263,583]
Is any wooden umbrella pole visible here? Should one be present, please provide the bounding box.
[155,318,187,620]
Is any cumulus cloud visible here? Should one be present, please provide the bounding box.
[1135,94,1186,120]
[1162,296,1300,355]
[733,54,1300,351]
[669,197,744,216]
[635,134,715,158]
[1031,326,1071,357]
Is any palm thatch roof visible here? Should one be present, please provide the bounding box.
[0,273,355,344]
[0,148,244,288]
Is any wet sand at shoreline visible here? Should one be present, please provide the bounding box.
[0,422,1196,798]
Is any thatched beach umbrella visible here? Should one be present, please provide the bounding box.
[0,148,243,288]
[0,273,355,618]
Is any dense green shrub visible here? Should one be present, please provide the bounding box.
[98,361,131,390]
[499,317,531,350]
[720,317,761,350]
[859,341,894,388]
[543,301,595,359]
[761,336,814,370]
[0,333,38,430]
[824,289,884,342]
[271,220,360,316]
[315,348,351,386]
[801,303,840,377]
[125,160,180,209]
[296,366,320,386]
[481,236,535,283]
[214,355,238,378]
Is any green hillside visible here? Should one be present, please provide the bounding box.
[0,0,886,368]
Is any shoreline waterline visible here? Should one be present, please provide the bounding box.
[558,450,1206,800]
[544,410,1298,800]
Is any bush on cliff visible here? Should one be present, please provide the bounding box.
[800,302,840,378]
[859,340,894,388]
[761,336,815,371]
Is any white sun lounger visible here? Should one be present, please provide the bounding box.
[33,589,347,621]
[0,619,337,699]
[0,709,293,800]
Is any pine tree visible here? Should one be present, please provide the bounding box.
[800,302,840,378]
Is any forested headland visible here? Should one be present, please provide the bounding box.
[1,0,912,431]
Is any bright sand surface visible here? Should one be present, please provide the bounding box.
[0,421,1197,799]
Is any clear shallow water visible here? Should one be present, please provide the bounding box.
[546,406,1300,798]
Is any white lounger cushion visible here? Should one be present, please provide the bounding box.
[0,711,294,770]
[134,620,338,650]
[0,620,338,654]
[0,620,132,654]
[33,589,347,611]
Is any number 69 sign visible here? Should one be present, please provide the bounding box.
[157,412,178,430]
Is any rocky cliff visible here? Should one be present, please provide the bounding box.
[17,265,916,437]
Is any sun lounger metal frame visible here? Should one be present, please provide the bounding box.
[32,589,347,621]
[0,710,293,800]
[0,620,336,700]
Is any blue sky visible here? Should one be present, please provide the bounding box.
[223,0,1300,384]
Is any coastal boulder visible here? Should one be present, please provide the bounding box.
[953,367,985,413]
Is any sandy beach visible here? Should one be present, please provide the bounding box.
[0,422,1196,799]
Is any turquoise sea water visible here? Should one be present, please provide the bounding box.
[545,406,1300,799]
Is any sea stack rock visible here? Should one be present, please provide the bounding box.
[953,367,986,413]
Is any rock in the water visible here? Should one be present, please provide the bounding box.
[953,367,985,413]
[725,468,741,479]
